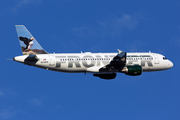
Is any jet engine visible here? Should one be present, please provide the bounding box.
[93,73,116,80]
[122,65,142,76]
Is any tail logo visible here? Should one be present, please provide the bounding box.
[15,25,48,55]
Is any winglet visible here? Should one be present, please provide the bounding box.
[15,25,48,55]
[117,49,126,58]
[117,49,122,54]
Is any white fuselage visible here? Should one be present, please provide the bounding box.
[13,52,173,73]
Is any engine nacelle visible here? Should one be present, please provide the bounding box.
[123,65,142,76]
[93,73,116,80]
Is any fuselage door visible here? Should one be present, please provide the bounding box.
[49,55,55,66]
[153,54,159,64]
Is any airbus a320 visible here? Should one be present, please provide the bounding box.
[13,25,173,79]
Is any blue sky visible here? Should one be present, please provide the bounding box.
[0,0,180,120]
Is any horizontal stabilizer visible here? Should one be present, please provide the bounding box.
[25,55,39,62]
[23,55,39,65]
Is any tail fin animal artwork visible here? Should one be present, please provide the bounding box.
[15,25,48,55]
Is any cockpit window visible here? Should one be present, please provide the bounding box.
[163,57,167,60]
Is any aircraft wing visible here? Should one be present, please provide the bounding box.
[99,49,126,72]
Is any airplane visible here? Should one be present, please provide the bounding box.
[13,25,173,79]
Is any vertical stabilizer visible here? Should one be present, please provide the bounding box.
[15,25,48,55]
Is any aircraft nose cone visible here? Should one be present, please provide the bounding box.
[168,60,173,68]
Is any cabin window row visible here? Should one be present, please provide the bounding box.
[127,57,153,60]
[59,58,111,61]
[127,55,151,57]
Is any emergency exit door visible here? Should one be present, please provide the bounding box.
[49,55,55,66]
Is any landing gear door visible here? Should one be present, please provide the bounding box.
[153,54,159,64]
[49,55,55,66]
